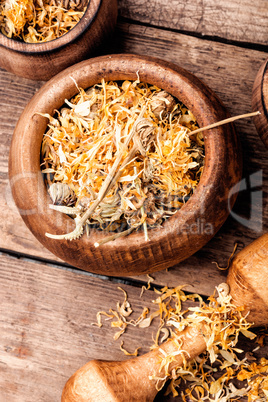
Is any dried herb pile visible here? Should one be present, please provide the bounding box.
[41,79,204,243]
[0,0,87,42]
[95,282,268,401]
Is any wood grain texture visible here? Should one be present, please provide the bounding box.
[0,252,163,402]
[0,251,267,402]
[118,0,268,46]
[62,325,207,402]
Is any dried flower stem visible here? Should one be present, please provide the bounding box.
[94,227,134,248]
[212,242,239,271]
[134,166,149,242]
[46,104,147,240]
[74,105,147,225]
[189,111,261,137]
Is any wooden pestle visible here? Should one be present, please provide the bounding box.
[226,233,268,327]
[62,234,268,402]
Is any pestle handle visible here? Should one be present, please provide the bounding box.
[61,324,206,401]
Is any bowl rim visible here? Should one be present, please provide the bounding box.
[252,59,268,148]
[9,54,242,276]
[0,0,101,53]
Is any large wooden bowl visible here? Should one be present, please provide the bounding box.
[0,0,117,81]
[252,59,268,148]
[9,54,242,276]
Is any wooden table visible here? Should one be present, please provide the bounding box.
[0,1,267,401]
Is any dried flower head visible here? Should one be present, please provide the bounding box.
[48,182,77,206]
[151,90,177,120]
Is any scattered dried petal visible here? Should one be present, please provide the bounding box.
[120,341,140,356]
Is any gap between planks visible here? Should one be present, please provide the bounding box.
[0,248,151,290]
[0,247,224,297]
[117,16,268,53]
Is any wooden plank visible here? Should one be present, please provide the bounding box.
[0,70,58,262]
[0,22,267,295]
[0,252,267,402]
[118,0,268,46]
[0,252,162,402]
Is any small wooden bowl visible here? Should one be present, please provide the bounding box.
[9,54,242,276]
[0,0,117,81]
[252,59,268,148]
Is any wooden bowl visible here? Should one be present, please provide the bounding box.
[252,59,268,148]
[9,54,242,276]
[0,0,117,81]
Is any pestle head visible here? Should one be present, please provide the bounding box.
[227,233,268,327]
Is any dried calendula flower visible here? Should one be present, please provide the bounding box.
[48,182,77,206]
[151,90,177,120]
[237,358,268,400]
[216,282,230,303]
[120,341,140,356]
[117,287,133,318]
[0,0,88,42]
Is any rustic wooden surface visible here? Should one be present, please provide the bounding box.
[118,0,268,46]
[0,0,267,400]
